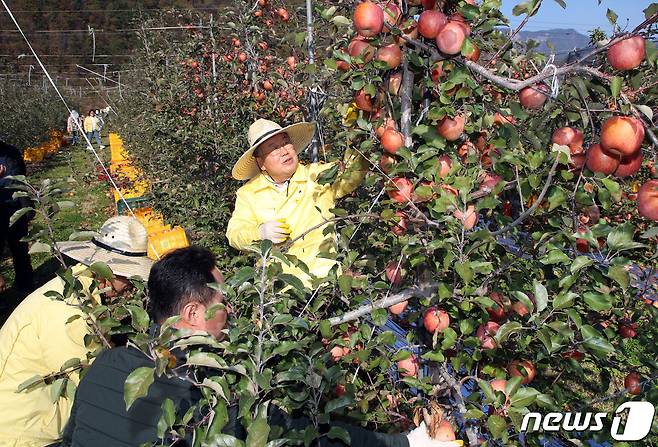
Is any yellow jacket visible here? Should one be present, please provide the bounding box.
[0,265,96,447]
[82,116,99,133]
[226,156,366,285]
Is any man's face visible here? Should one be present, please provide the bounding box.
[255,133,298,182]
[200,267,231,340]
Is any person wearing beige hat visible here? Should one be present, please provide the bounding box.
[0,216,152,447]
[226,118,368,285]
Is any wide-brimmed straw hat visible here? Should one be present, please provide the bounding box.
[56,216,153,280]
[231,118,316,181]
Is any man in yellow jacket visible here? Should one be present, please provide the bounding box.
[226,119,367,286]
[0,216,152,447]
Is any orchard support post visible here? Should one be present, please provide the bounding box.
[306,0,319,162]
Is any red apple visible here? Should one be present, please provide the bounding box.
[600,116,645,157]
[624,371,641,395]
[330,345,350,362]
[354,1,385,37]
[436,22,466,55]
[380,1,401,31]
[638,180,658,221]
[436,155,452,178]
[431,61,445,83]
[477,321,500,349]
[508,360,536,385]
[454,204,478,230]
[437,114,465,141]
[389,300,408,315]
[607,36,645,70]
[388,177,414,203]
[376,117,397,138]
[552,127,584,153]
[586,143,620,175]
[435,420,456,442]
[618,322,637,339]
[388,71,403,95]
[479,172,502,193]
[418,10,447,39]
[519,85,549,109]
[614,150,643,178]
[385,261,403,285]
[490,378,508,395]
[348,38,375,63]
[449,14,472,36]
[391,210,409,236]
[335,383,346,396]
[354,89,376,111]
[381,129,404,154]
[397,355,419,377]
[423,307,450,333]
[485,292,508,322]
[376,44,402,69]
[512,301,529,317]
[562,350,584,361]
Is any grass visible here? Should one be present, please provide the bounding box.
[0,131,114,322]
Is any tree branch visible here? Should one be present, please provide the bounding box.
[328,282,437,326]
[400,55,414,147]
[437,365,480,447]
[281,213,380,252]
[488,0,543,64]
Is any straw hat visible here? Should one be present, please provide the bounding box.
[231,118,316,181]
[56,216,153,280]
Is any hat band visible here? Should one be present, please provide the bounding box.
[92,238,147,257]
[251,128,284,152]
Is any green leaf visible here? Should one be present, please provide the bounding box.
[478,380,496,402]
[325,395,353,413]
[207,400,229,439]
[187,353,223,369]
[9,207,33,227]
[601,178,622,202]
[607,265,630,290]
[487,414,508,438]
[611,76,623,97]
[510,387,539,408]
[606,8,618,25]
[607,223,645,252]
[570,256,594,274]
[278,273,306,292]
[583,292,614,311]
[547,186,567,211]
[541,249,569,265]
[29,242,52,255]
[49,378,67,403]
[124,367,154,410]
[532,280,548,312]
[635,104,653,121]
[203,434,245,447]
[495,321,523,344]
[337,274,352,295]
[245,413,270,447]
[455,262,473,284]
[581,325,615,357]
[327,427,351,445]
[89,261,114,280]
[16,374,44,393]
[126,305,150,332]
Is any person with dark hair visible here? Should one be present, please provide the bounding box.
[0,139,34,292]
[82,110,104,150]
[61,246,455,447]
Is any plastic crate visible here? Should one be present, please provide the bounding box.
[147,226,189,260]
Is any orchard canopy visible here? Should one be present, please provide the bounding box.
[1,0,658,446]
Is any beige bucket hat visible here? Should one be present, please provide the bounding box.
[231,118,316,181]
[56,216,153,280]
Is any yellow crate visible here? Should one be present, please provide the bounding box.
[147,226,189,260]
[113,179,149,202]
[133,207,168,235]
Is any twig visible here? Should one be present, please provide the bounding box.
[328,282,437,326]
[437,365,480,447]
[400,55,414,148]
[281,213,379,252]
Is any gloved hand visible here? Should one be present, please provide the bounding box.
[406,422,463,447]
[258,219,290,244]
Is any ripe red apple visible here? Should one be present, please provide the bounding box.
[490,378,508,395]
[381,129,404,154]
[330,345,350,362]
[388,177,414,203]
[354,89,376,111]
[486,292,508,322]
[388,71,403,95]
[385,261,403,285]
[519,85,549,109]
[614,150,643,178]
[391,211,408,236]
[430,61,445,83]
[449,14,472,36]
[421,0,437,9]
[624,371,641,395]
[618,322,637,338]
[335,383,346,396]
[436,155,452,178]
[454,204,478,230]
[277,8,289,21]
[478,172,502,193]
[436,22,466,55]
[512,301,529,317]
[423,307,450,333]
[437,115,465,141]
[600,116,645,157]
[380,1,401,31]
[552,127,584,153]
[389,299,408,315]
[397,355,419,377]
[435,420,456,441]
[493,112,515,126]
[508,360,536,385]
[477,321,500,349]
[348,38,375,63]
[586,143,620,175]
[353,1,385,37]
[638,180,658,221]
[562,350,584,361]
[376,44,402,69]
[418,10,447,39]
[379,153,396,174]
[607,36,645,71]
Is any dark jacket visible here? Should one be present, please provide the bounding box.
[61,346,409,447]
[0,140,27,207]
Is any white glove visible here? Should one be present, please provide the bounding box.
[406,422,464,447]
[258,219,290,244]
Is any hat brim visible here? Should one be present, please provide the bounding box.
[56,240,153,280]
[232,122,316,181]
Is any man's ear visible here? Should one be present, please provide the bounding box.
[179,301,204,329]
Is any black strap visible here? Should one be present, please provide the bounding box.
[251,128,283,152]
[91,238,147,257]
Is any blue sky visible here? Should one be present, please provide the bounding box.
[500,0,653,35]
